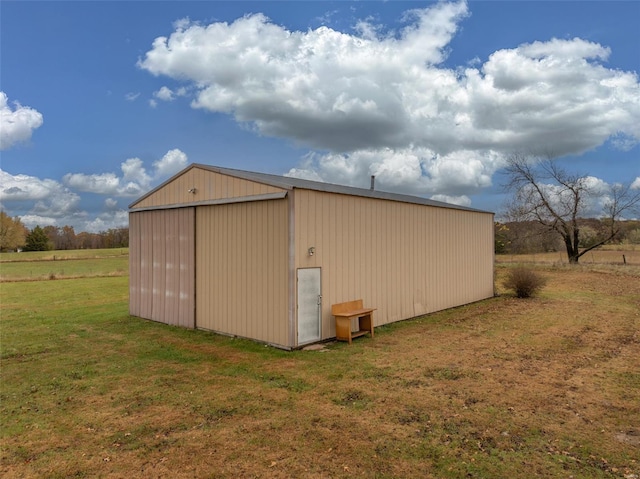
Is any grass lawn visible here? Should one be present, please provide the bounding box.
[1,250,639,478]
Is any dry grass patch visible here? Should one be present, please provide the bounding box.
[1,264,639,478]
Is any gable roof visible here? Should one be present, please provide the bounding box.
[131,163,493,214]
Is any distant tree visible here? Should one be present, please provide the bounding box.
[0,212,27,251]
[577,224,599,249]
[42,225,78,249]
[46,225,77,250]
[494,222,510,254]
[43,225,60,249]
[617,220,640,244]
[58,226,76,249]
[24,225,53,252]
[499,220,563,254]
[628,228,640,245]
[76,231,101,249]
[102,228,129,248]
[503,153,640,264]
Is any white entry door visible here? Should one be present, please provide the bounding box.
[297,268,322,345]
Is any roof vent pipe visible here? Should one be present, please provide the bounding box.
[370,175,375,190]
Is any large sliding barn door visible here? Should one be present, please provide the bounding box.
[129,208,195,328]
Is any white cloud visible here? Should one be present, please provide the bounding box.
[31,194,83,219]
[151,86,189,105]
[430,194,471,207]
[154,86,175,101]
[61,149,184,197]
[0,169,76,203]
[125,92,140,101]
[138,2,469,153]
[121,157,151,186]
[286,147,500,197]
[0,169,84,229]
[138,1,640,199]
[19,215,58,228]
[0,92,44,150]
[83,210,129,234]
[105,198,119,209]
[583,176,610,196]
[153,148,188,178]
[63,172,121,195]
[631,177,640,190]
[61,152,176,198]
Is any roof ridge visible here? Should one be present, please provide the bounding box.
[191,163,492,214]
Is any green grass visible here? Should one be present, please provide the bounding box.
[0,249,128,281]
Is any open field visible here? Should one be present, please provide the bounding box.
[1,250,639,478]
[496,244,640,269]
[0,248,129,262]
[0,249,128,282]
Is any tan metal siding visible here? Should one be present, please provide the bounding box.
[129,208,195,328]
[294,190,494,339]
[129,211,154,319]
[132,167,285,209]
[129,212,142,317]
[195,199,290,347]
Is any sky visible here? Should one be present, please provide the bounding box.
[1,0,639,233]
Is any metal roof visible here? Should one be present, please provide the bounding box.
[131,163,493,214]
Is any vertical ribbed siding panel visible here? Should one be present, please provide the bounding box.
[129,212,141,317]
[262,202,271,339]
[196,199,289,347]
[161,208,195,328]
[165,212,176,324]
[140,212,153,319]
[294,190,494,338]
[266,202,274,342]
[179,208,195,328]
[245,203,254,336]
[152,212,166,323]
[131,210,150,320]
[236,203,245,338]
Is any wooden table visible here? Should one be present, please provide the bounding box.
[331,300,376,344]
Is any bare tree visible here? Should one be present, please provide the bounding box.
[503,153,640,264]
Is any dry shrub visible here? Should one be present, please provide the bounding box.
[503,267,547,298]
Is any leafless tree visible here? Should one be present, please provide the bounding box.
[502,153,640,264]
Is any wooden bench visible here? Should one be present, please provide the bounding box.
[331,299,376,344]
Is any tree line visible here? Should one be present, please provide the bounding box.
[0,212,129,252]
[495,219,640,255]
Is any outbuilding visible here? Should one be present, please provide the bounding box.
[129,164,494,349]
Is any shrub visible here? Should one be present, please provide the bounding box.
[503,267,547,298]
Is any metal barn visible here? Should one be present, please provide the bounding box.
[129,164,495,349]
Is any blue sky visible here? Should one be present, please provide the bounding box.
[1,1,639,232]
